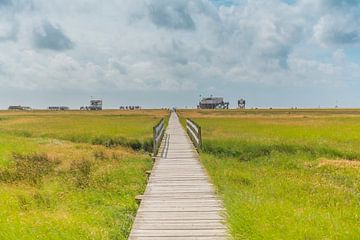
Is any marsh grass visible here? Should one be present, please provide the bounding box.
[0,110,167,239]
[0,110,168,153]
[91,136,153,152]
[179,109,360,239]
[0,153,59,185]
[70,159,92,189]
[203,139,360,162]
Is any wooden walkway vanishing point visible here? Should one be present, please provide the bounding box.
[129,112,228,240]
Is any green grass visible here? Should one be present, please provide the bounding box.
[0,110,167,152]
[0,110,168,240]
[179,109,360,239]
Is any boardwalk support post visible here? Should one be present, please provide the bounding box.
[135,195,143,204]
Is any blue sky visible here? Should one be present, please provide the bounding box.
[0,0,360,109]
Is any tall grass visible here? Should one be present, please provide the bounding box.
[0,110,167,239]
[0,153,59,185]
[203,139,360,161]
[0,110,168,152]
[179,109,360,239]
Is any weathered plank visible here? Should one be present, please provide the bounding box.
[128,112,228,240]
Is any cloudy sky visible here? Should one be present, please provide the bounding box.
[0,0,360,109]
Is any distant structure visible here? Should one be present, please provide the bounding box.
[80,99,103,110]
[8,106,32,111]
[48,106,69,111]
[198,97,229,109]
[238,98,246,109]
[120,106,141,110]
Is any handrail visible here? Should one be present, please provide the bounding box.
[153,118,165,156]
[186,118,202,151]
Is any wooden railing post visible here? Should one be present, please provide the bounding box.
[198,125,202,148]
[153,125,156,156]
[186,118,202,151]
[153,118,165,157]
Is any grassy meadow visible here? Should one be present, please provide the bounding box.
[0,109,168,240]
[178,109,360,240]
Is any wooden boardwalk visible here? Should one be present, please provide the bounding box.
[129,112,228,240]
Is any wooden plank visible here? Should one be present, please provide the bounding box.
[129,112,228,240]
[131,224,225,230]
[130,237,226,240]
[131,229,227,237]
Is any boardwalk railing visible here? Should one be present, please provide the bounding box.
[153,118,165,156]
[186,118,202,150]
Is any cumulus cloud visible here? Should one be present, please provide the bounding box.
[0,0,11,7]
[311,0,360,47]
[314,15,360,46]
[323,0,359,9]
[148,0,195,30]
[0,0,359,94]
[0,19,17,41]
[33,21,74,51]
[0,0,18,41]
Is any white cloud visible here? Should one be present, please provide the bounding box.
[333,49,346,63]
[314,12,360,47]
[33,21,74,50]
[0,0,359,94]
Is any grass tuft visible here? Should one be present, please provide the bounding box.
[0,153,59,185]
[91,136,153,152]
[70,159,92,189]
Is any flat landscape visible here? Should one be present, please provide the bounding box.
[0,110,168,240]
[3,108,360,240]
[1,0,359,239]
[178,109,360,239]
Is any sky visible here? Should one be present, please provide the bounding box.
[0,0,360,109]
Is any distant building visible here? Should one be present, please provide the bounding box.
[8,106,32,111]
[48,106,70,111]
[119,106,142,110]
[238,99,246,109]
[80,99,103,110]
[89,100,102,110]
[198,97,229,109]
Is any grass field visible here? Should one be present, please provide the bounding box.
[0,110,168,240]
[178,109,360,240]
